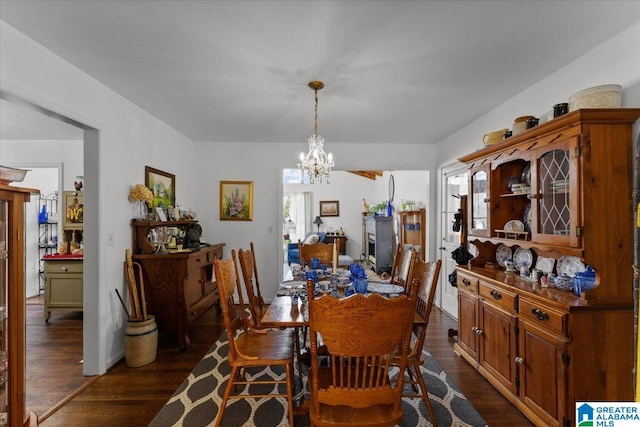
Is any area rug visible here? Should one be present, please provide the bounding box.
[148,333,487,427]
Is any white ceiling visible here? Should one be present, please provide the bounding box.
[1,1,639,144]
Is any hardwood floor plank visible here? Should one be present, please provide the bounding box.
[28,301,532,426]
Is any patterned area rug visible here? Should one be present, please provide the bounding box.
[149,333,487,427]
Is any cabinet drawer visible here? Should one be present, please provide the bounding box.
[44,261,83,274]
[47,277,83,307]
[187,291,217,324]
[519,298,566,336]
[187,253,207,271]
[479,282,517,312]
[457,273,478,294]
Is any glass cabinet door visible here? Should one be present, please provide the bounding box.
[468,165,491,237]
[530,137,580,247]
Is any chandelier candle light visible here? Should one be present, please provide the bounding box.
[298,80,334,183]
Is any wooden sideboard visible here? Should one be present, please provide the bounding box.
[132,244,224,348]
[455,109,640,427]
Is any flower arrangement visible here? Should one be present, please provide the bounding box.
[129,184,153,203]
[223,187,249,218]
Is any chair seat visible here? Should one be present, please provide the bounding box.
[233,330,294,366]
[311,402,403,427]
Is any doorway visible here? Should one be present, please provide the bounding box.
[0,91,98,418]
[438,164,468,318]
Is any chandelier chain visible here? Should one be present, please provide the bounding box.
[314,87,319,136]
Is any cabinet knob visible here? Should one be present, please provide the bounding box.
[462,278,471,287]
[61,267,68,271]
[527,194,539,199]
[515,356,524,365]
[471,326,478,333]
[483,198,490,203]
[475,328,483,336]
[490,290,502,300]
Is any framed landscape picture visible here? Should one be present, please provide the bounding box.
[145,166,175,207]
[220,180,253,221]
[319,200,339,217]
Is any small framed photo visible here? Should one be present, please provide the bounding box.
[220,181,253,221]
[145,166,175,207]
[319,200,340,217]
[155,207,168,222]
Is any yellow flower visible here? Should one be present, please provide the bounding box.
[128,184,153,203]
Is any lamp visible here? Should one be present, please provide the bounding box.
[298,80,334,184]
[313,216,323,233]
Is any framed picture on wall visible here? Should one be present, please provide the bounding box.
[220,180,253,221]
[319,200,340,217]
[145,166,175,207]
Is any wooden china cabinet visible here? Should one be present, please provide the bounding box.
[455,109,640,427]
[1,184,38,426]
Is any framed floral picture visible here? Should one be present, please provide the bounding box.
[145,166,175,207]
[319,200,340,217]
[220,181,253,221]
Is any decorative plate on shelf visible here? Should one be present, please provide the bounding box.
[495,244,513,267]
[557,256,586,278]
[535,256,555,274]
[504,220,525,232]
[513,247,533,269]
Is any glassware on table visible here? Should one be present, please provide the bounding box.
[353,277,368,294]
[305,270,318,284]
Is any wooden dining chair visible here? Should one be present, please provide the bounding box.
[236,244,267,329]
[305,279,418,426]
[213,258,295,427]
[390,246,416,289]
[299,241,334,269]
[394,258,442,425]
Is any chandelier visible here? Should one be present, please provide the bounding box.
[298,80,334,183]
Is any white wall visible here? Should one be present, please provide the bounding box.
[193,141,437,301]
[1,21,201,375]
[2,18,639,376]
[436,21,640,169]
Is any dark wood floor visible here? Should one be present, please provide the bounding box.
[28,299,533,426]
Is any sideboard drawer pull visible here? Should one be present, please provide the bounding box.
[490,290,502,300]
[61,266,68,272]
[530,307,549,321]
[462,278,471,287]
